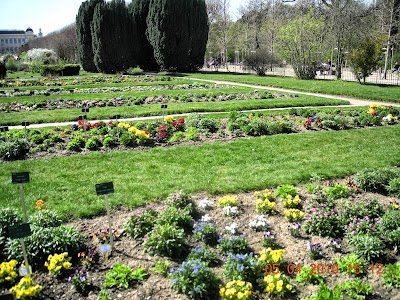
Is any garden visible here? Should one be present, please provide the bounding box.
[1,72,400,300]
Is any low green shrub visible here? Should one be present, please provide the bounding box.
[275,184,298,198]
[102,136,116,148]
[124,208,158,239]
[192,222,218,245]
[29,210,63,228]
[85,136,102,150]
[0,208,22,260]
[66,136,85,151]
[223,252,265,285]
[348,234,386,262]
[382,262,400,288]
[352,167,400,193]
[335,254,367,277]
[39,64,80,76]
[386,177,400,197]
[157,206,193,231]
[295,266,324,285]
[143,223,186,257]
[0,139,29,160]
[325,183,349,199]
[104,263,148,290]
[217,235,249,255]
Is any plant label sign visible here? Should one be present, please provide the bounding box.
[18,265,32,277]
[112,114,121,119]
[11,172,30,184]
[82,108,90,113]
[7,223,32,240]
[95,182,114,196]
[78,115,87,120]
[0,126,9,132]
[161,104,168,109]
[0,293,16,300]
[21,121,30,127]
[100,244,112,253]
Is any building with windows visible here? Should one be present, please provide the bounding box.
[0,27,42,54]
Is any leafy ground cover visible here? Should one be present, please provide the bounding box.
[184,72,400,103]
[0,176,399,299]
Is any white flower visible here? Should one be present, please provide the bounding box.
[223,205,239,217]
[200,214,212,222]
[225,222,238,234]
[249,215,269,231]
[199,198,213,210]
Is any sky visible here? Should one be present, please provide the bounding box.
[0,0,243,36]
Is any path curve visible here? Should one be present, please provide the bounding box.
[8,79,400,130]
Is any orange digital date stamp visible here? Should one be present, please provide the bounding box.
[264,263,384,275]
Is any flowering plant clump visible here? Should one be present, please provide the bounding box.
[223,252,265,284]
[264,272,295,297]
[220,280,252,300]
[258,248,285,265]
[218,235,249,255]
[198,198,213,210]
[282,195,301,209]
[125,207,158,239]
[68,268,89,293]
[225,223,239,235]
[170,259,220,299]
[223,205,240,217]
[218,195,239,207]
[288,222,302,237]
[255,189,276,214]
[165,190,194,212]
[9,276,42,300]
[249,215,269,231]
[44,252,72,277]
[187,245,219,266]
[262,230,279,248]
[0,259,18,286]
[327,238,342,253]
[77,248,98,270]
[92,228,122,244]
[283,208,305,222]
[143,223,186,257]
[35,199,44,210]
[344,216,381,236]
[200,214,212,222]
[307,242,324,260]
[192,221,219,245]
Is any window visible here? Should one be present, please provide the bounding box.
[10,39,13,44]
[18,38,21,44]
[5,38,8,44]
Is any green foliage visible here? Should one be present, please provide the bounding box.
[243,48,278,76]
[0,208,22,261]
[325,183,349,199]
[39,64,80,76]
[6,225,85,267]
[125,208,158,239]
[146,0,209,72]
[165,190,194,212]
[352,167,400,193]
[76,0,101,72]
[305,279,372,300]
[223,252,265,284]
[85,136,102,150]
[296,266,324,285]
[157,206,193,231]
[185,113,219,133]
[382,262,400,288]
[192,222,218,245]
[143,223,186,257]
[277,10,325,80]
[217,235,249,255]
[102,136,116,148]
[170,259,220,299]
[29,210,63,228]
[0,61,6,79]
[169,131,185,142]
[104,263,148,289]
[151,258,171,277]
[348,234,386,262]
[0,139,29,160]
[66,136,85,151]
[386,177,400,197]
[119,132,136,147]
[275,184,298,198]
[186,245,219,266]
[185,126,199,140]
[335,254,367,276]
[348,36,382,84]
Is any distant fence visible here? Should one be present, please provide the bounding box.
[202,64,400,86]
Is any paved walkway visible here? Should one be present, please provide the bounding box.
[8,79,400,130]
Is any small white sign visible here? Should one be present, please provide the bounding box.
[18,265,31,276]
[100,244,112,253]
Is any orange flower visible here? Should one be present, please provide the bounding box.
[35,199,44,210]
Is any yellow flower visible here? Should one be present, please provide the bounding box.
[276,279,283,292]
[264,275,274,284]
[237,280,245,287]
[244,290,251,298]
[219,287,225,296]
[35,199,44,210]
[286,284,292,291]
[237,291,244,299]
[164,115,174,123]
[266,282,275,294]
[62,261,71,269]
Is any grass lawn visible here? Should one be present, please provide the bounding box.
[0,96,348,126]
[184,72,400,103]
[1,125,399,220]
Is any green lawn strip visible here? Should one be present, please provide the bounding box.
[0,96,349,126]
[0,86,251,104]
[0,79,201,92]
[184,72,400,103]
[1,125,399,220]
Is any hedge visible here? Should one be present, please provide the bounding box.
[40,64,80,76]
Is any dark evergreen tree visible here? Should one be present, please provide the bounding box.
[91,0,137,73]
[146,0,209,72]
[76,0,102,72]
[129,0,159,71]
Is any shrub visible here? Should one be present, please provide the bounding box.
[380,209,400,234]
[0,208,22,260]
[85,136,102,150]
[119,132,136,147]
[352,167,400,193]
[125,208,158,239]
[185,126,199,140]
[30,134,45,144]
[325,183,349,199]
[217,235,249,255]
[104,263,148,290]
[275,184,298,198]
[382,262,400,288]
[143,224,186,257]
[151,258,171,277]
[0,139,29,160]
[39,64,80,76]
[6,225,85,267]
[386,177,400,197]
[165,190,194,212]
[348,234,386,262]
[157,206,193,231]
[170,259,220,299]
[223,252,265,284]
[169,131,185,142]
[66,136,85,151]
[192,222,218,245]
[102,136,116,148]
[29,210,63,228]
[185,113,218,133]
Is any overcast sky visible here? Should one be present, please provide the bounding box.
[0,0,243,36]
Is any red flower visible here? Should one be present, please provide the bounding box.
[159,125,167,131]
[178,118,185,124]
[172,121,177,127]
[160,131,167,138]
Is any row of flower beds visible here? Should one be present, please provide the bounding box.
[0,89,275,112]
[0,169,399,299]
[0,74,175,88]
[0,105,399,161]
[0,82,226,98]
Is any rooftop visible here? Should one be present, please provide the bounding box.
[0,30,27,35]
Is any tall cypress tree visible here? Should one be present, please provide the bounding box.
[146,0,209,72]
[76,0,102,72]
[129,0,158,71]
[91,0,137,73]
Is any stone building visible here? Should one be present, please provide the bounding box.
[0,27,42,54]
